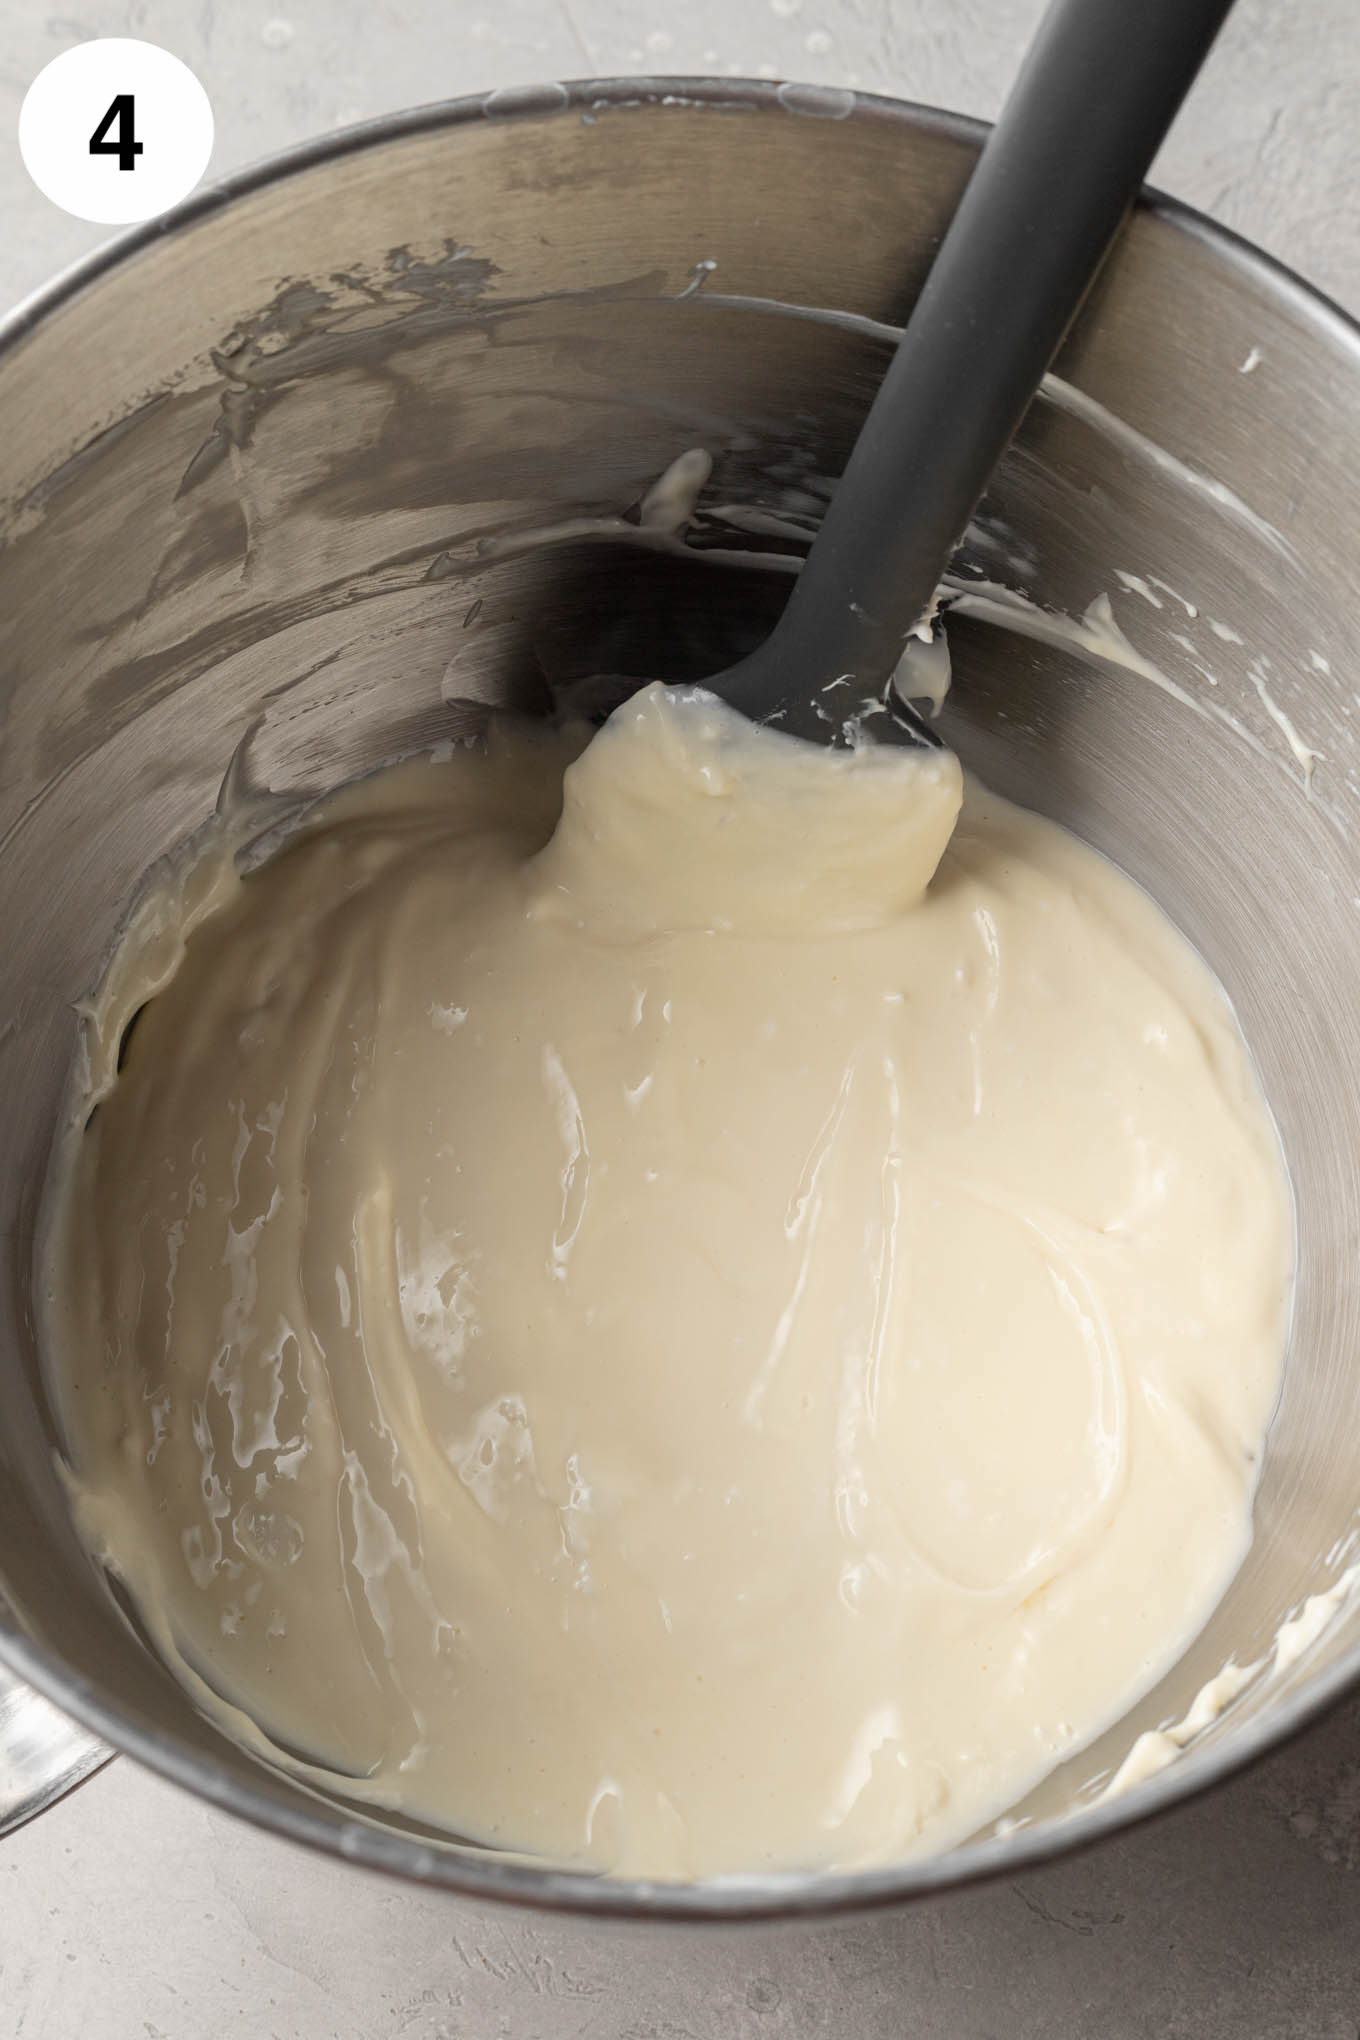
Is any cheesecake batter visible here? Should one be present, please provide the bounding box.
[40,685,1291,1878]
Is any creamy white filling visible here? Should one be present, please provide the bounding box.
[41,684,1291,1879]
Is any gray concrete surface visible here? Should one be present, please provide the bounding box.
[2,1,1359,2033]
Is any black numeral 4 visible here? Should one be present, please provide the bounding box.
[89,94,142,172]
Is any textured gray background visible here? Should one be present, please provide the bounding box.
[3,2,1360,2035]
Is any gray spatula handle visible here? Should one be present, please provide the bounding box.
[727,0,1234,724]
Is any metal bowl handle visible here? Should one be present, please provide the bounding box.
[0,1659,111,1837]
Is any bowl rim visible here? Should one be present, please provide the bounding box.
[2,73,1358,1922]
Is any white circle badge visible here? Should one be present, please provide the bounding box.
[19,39,214,226]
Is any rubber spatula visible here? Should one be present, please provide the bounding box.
[702,0,1235,746]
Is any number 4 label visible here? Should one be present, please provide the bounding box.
[19,39,213,225]
[89,95,144,174]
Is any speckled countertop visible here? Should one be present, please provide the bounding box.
[3,2,1360,2035]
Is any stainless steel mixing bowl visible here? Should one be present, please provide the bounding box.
[2,79,1359,1918]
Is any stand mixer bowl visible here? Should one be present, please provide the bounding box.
[1,80,1358,1917]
